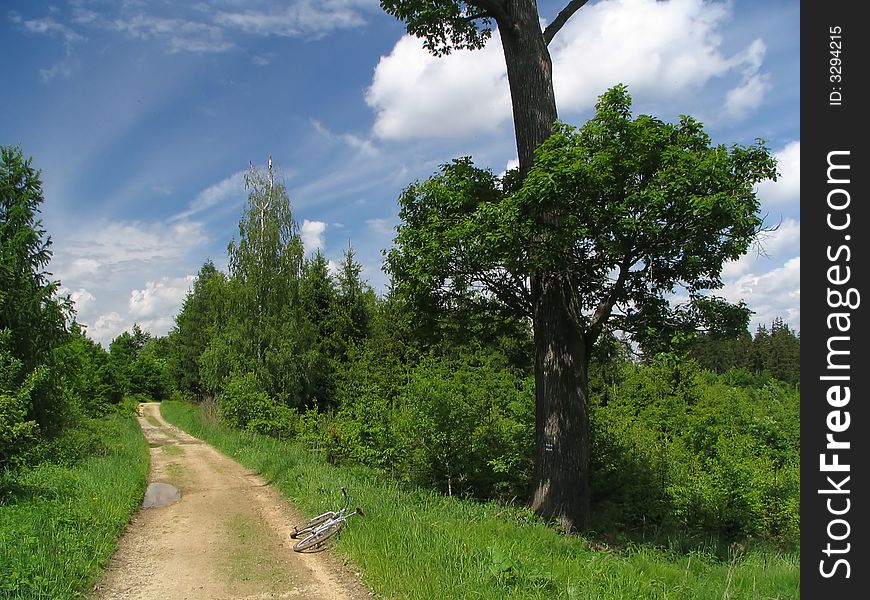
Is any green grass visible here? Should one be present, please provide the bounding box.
[161,400,800,600]
[0,414,149,599]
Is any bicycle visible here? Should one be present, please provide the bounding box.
[290,486,364,552]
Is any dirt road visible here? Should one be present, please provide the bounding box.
[93,403,371,600]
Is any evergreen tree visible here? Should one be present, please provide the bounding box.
[168,260,226,399]
[1,146,71,467]
[0,145,70,369]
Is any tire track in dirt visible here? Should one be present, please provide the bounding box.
[92,403,371,600]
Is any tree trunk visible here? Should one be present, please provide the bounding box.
[497,1,558,175]
[530,273,591,531]
[497,1,591,531]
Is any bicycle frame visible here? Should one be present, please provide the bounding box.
[291,487,364,552]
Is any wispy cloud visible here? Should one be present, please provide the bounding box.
[214,0,370,38]
[63,0,375,54]
[9,11,86,80]
[109,14,233,53]
[170,171,247,222]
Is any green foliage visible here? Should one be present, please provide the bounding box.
[393,352,534,499]
[218,371,273,430]
[0,146,71,371]
[108,324,173,401]
[53,323,122,416]
[161,400,800,600]
[0,146,78,469]
[590,356,799,545]
[0,414,149,599]
[688,318,800,385]
[0,334,40,469]
[167,260,223,398]
[380,1,494,56]
[388,87,776,348]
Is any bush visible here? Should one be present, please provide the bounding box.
[392,352,534,500]
[219,372,273,429]
[590,355,800,545]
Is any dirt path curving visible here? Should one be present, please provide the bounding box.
[92,403,371,600]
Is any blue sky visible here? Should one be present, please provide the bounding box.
[2,0,799,347]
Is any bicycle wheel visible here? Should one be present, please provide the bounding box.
[293,519,343,551]
[291,512,335,538]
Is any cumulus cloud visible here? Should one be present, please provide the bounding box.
[70,288,96,314]
[722,218,800,279]
[366,34,511,139]
[301,219,327,253]
[756,141,800,207]
[367,0,771,139]
[61,221,208,276]
[720,257,800,332]
[129,276,196,320]
[48,218,209,346]
[88,312,126,346]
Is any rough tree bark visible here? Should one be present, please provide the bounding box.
[494,0,591,532]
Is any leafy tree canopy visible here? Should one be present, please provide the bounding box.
[388,86,777,352]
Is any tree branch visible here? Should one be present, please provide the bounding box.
[462,12,492,23]
[543,0,590,45]
[472,0,511,25]
[587,253,635,345]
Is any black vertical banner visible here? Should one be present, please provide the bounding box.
[802,1,868,597]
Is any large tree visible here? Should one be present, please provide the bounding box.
[1,145,70,368]
[379,0,613,531]
[1,146,72,467]
[387,86,776,530]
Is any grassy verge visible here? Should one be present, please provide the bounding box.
[161,400,799,600]
[0,414,149,599]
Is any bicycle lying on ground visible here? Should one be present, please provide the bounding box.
[290,486,364,552]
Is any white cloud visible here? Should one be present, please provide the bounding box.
[105,14,233,53]
[368,0,771,139]
[10,13,86,80]
[89,312,126,347]
[722,218,800,279]
[301,219,327,253]
[310,119,378,156]
[724,73,772,119]
[366,34,511,140]
[214,0,372,37]
[69,288,96,315]
[129,276,196,320]
[366,218,393,237]
[756,140,800,207]
[171,170,246,222]
[720,256,800,333]
[53,220,206,287]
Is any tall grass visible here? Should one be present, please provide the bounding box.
[161,400,799,600]
[0,414,149,599]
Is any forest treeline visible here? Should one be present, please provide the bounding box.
[1,144,799,549]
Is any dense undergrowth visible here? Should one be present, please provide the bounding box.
[161,399,799,600]
[0,411,148,599]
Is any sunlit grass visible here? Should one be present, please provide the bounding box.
[161,400,799,600]
[0,414,149,599]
